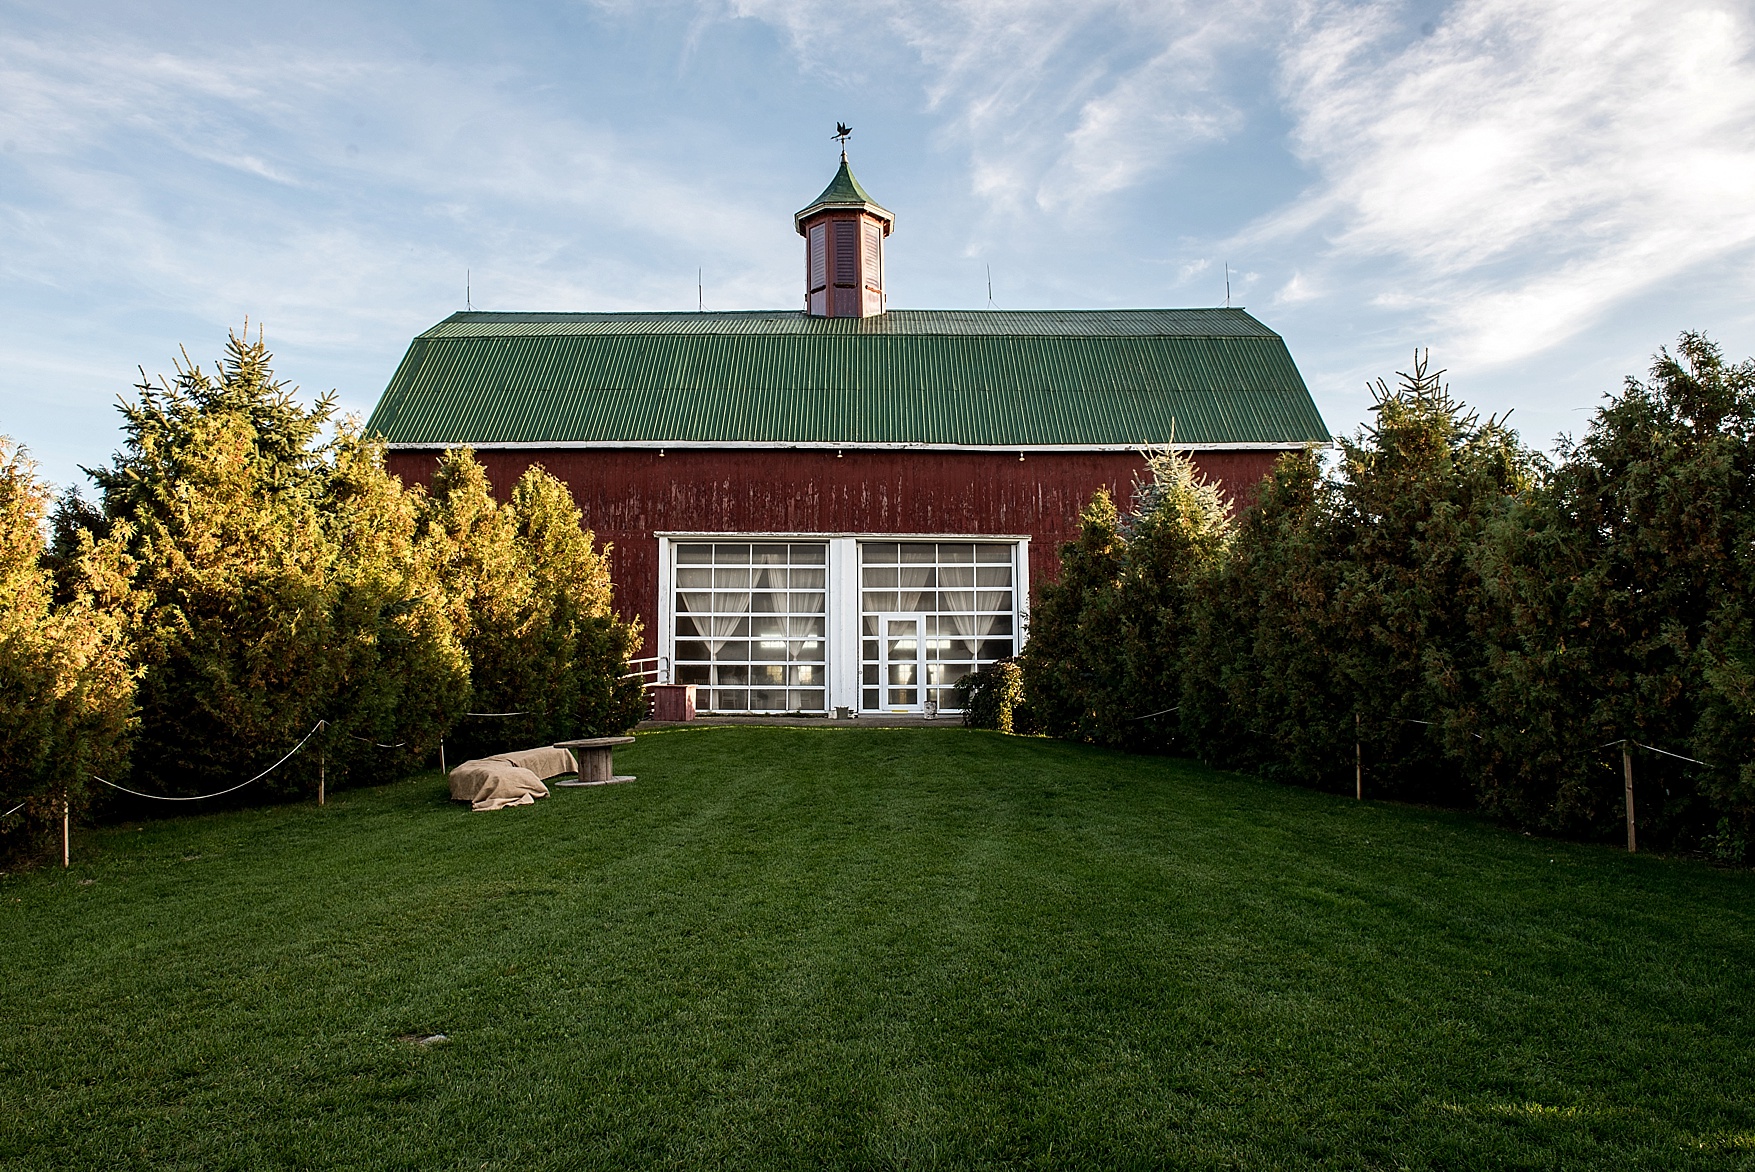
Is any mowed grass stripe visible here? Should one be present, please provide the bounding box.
[1,726,1751,1169]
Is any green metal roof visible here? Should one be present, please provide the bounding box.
[808,158,877,207]
[367,308,1330,450]
[794,158,893,230]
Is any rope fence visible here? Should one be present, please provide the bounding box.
[1129,703,1714,856]
[1598,738,1708,767]
[1374,720,1712,853]
[93,720,330,803]
[12,662,658,866]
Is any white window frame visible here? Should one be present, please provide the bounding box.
[658,532,1030,717]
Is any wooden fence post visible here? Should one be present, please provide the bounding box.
[1355,713,1362,801]
[1622,743,1637,853]
[439,739,446,776]
[62,796,69,868]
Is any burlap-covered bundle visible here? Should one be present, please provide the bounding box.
[447,746,580,812]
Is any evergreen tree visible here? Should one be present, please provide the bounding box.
[1021,491,1126,741]
[422,450,644,757]
[1474,333,1755,844]
[0,440,133,860]
[1022,450,1231,748]
[79,330,469,798]
[1182,449,1344,784]
[1330,354,1538,803]
[1117,447,1232,751]
[322,423,470,784]
[508,464,646,742]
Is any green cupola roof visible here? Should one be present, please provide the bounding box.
[794,157,894,235]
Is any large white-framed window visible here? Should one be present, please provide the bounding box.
[657,534,1028,716]
[857,541,1019,713]
[670,541,828,714]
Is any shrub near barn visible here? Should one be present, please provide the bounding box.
[1023,336,1755,858]
[1,330,644,858]
[64,331,470,801]
[0,440,132,861]
[421,447,646,760]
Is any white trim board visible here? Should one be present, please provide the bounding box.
[384,440,1320,453]
[658,530,1034,541]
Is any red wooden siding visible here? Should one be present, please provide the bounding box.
[384,447,1281,656]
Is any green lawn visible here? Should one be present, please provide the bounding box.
[2,727,1752,1170]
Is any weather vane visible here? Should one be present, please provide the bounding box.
[833,122,852,159]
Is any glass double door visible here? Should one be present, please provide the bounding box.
[877,613,926,712]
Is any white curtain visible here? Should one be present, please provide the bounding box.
[704,593,750,656]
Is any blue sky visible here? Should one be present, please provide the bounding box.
[4,0,1754,490]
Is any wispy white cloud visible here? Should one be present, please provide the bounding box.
[1253,0,1755,367]
[726,0,1272,220]
[0,23,804,373]
[0,14,815,482]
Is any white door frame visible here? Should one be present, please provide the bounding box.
[875,611,927,713]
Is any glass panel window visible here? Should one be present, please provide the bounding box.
[859,540,1018,711]
[673,541,828,713]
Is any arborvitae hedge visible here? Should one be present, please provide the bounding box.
[1024,337,1755,859]
[3,331,643,859]
[424,449,645,761]
[0,440,133,860]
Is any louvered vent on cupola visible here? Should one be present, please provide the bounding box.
[794,154,894,319]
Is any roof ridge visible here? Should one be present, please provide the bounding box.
[418,307,1280,341]
[439,307,1257,319]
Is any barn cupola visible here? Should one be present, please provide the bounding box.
[795,154,893,318]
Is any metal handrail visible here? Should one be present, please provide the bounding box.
[620,655,670,683]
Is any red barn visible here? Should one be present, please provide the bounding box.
[368,158,1328,717]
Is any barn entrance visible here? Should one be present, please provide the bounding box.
[660,534,1026,717]
[876,613,927,712]
[856,541,1018,715]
